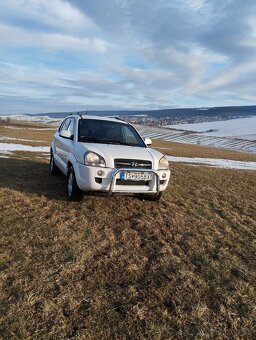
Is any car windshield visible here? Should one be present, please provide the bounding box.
[78,119,145,147]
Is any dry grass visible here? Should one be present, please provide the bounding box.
[0,118,58,130]
[0,122,256,339]
[0,124,56,147]
[153,139,256,162]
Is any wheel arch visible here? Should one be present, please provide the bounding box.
[66,153,77,173]
[50,141,55,154]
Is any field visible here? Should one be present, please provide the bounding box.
[0,121,256,339]
[137,123,256,154]
[168,116,256,141]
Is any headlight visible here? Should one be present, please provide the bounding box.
[158,156,169,169]
[84,151,106,167]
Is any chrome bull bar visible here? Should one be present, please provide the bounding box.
[109,168,160,195]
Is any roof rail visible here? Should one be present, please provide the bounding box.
[108,115,126,122]
[69,112,84,118]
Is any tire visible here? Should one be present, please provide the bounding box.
[50,152,61,176]
[66,166,82,201]
[138,191,163,201]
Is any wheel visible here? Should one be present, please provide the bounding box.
[148,191,163,201]
[50,152,61,175]
[67,166,82,201]
[137,191,163,201]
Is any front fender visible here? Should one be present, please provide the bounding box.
[66,153,78,175]
[50,141,55,154]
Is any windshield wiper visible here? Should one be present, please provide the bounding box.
[106,140,144,147]
[119,142,142,147]
[79,136,102,143]
[103,139,124,145]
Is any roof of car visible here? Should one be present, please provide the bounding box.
[68,114,128,124]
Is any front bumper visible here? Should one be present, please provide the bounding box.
[73,162,170,194]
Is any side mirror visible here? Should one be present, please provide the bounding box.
[60,130,73,139]
[144,138,152,146]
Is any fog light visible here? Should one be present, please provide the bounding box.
[97,170,105,176]
[162,173,167,179]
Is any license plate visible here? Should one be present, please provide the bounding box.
[120,172,152,181]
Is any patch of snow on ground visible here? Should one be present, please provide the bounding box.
[167,116,256,141]
[0,150,12,158]
[3,126,56,130]
[167,156,256,170]
[0,136,46,142]
[0,143,49,153]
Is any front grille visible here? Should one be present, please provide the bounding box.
[114,159,152,169]
[116,179,150,186]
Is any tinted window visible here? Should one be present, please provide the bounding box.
[78,119,145,147]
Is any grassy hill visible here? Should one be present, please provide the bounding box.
[0,122,255,339]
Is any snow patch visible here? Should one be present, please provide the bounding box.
[167,156,256,170]
[3,126,56,130]
[0,136,46,142]
[0,143,49,153]
[0,150,12,158]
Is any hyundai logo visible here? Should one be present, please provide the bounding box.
[130,161,139,167]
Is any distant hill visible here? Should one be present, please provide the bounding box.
[31,105,256,120]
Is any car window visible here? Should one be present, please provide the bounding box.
[59,118,71,133]
[67,119,75,135]
[121,125,140,145]
[58,119,66,132]
[78,119,145,147]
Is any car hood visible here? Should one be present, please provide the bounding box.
[78,143,164,169]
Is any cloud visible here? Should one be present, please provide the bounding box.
[0,23,109,53]
[195,61,256,94]
[199,0,256,62]
[0,0,96,33]
[0,60,181,112]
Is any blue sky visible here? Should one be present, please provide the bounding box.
[0,0,256,114]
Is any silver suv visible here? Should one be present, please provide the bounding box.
[50,114,170,201]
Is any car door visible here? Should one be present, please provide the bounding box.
[54,118,69,170]
[55,118,72,173]
[60,118,75,168]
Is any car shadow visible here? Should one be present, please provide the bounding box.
[0,157,164,203]
[0,157,67,201]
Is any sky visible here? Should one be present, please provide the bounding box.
[0,0,256,114]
